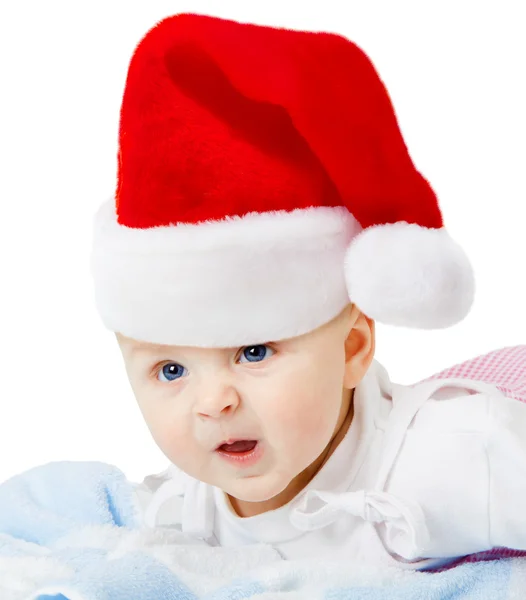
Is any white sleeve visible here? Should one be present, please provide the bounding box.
[486,392,526,549]
[386,387,526,558]
[132,468,186,530]
[132,479,156,525]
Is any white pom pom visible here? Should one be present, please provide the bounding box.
[344,223,475,329]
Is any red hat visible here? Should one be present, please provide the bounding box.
[90,13,474,347]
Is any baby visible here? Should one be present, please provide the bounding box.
[90,13,526,570]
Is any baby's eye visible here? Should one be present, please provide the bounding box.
[238,345,275,364]
[157,363,188,382]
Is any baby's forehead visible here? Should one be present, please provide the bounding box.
[118,333,243,357]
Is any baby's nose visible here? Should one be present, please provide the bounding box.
[195,385,240,419]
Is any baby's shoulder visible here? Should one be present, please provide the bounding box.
[405,376,525,434]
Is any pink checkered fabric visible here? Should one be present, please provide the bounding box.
[417,345,526,570]
[419,344,526,403]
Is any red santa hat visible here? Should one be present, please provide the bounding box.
[90,13,475,347]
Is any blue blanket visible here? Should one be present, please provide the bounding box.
[0,461,524,599]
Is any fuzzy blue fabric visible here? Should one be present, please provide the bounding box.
[0,461,523,599]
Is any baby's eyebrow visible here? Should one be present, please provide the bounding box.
[127,342,277,359]
[129,344,171,357]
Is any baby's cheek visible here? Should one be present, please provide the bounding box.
[141,406,187,457]
[293,410,335,446]
[268,388,336,446]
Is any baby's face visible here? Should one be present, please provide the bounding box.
[116,304,373,504]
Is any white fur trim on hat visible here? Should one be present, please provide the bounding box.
[344,222,475,329]
[90,200,362,347]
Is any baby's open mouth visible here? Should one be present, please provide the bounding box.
[217,440,258,453]
[215,439,263,466]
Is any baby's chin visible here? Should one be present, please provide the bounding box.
[222,470,295,503]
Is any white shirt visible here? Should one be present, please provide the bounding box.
[133,360,526,570]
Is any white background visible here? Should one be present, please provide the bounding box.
[0,1,524,484]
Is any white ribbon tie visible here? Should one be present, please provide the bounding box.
[290,488,430,560]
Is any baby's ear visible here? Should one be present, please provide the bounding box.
[343,308,375,389]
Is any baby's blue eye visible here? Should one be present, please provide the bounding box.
[239,345,275,364]
[157,363,188,382]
